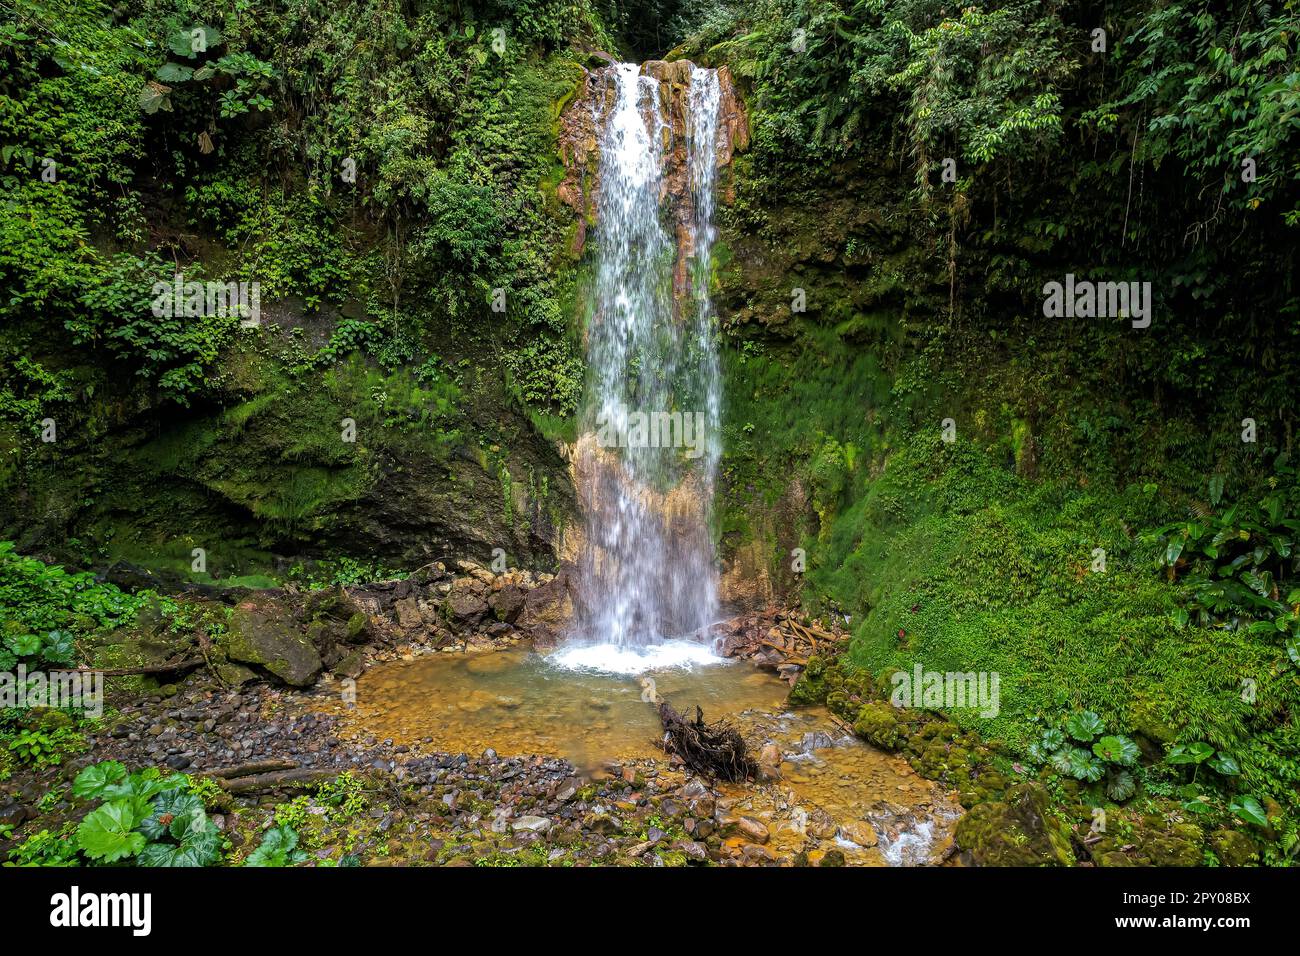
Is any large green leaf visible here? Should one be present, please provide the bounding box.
[1228,796,1268,827]
[1065,710,1105,742]
[72,760,128,799]
[155,62,193,83]
[5,633,40,656]
[1167,741,1215,765]
[76,801,146,862]
[244,825,307,867]
[136,818,220,867]
[1208,752,1241,776]
[1106,769,1136,801]
[139,789,206,841]
[1067,748,1105,782]
[1093,735,1139,766]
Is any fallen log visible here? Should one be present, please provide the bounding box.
[208,759,299,779]
[657,701,758,782]
[211,768,336,794]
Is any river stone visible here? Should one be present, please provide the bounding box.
[511,815,552,833]
[331,649,366,680]
[220,603,323,687]
[736,816,770,844]
[838,820,878,847]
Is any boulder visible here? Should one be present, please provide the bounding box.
[852,701,907,751]
[444,578,490,626]
[219,602,322,687]
[332,649,366,680]
[516,568,575,644]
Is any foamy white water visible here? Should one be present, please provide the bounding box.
[548,639,729,676]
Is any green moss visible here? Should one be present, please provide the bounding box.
[852,701,906,751]
[954,783,1076,867]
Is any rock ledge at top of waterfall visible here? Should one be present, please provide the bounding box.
[555,59,749,259]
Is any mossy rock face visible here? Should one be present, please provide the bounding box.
[954,783,1076,867]
[852,701,907,751]
[90,618,194,672]
[1126,693,1181,745]
[957,771,1008,808]
[1208,829,1258,867]
[332,648,366,680]
[219,601,322,687]
[214,661,258,686]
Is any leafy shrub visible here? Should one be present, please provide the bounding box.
[1143,455,1300,660]
[5,825,81,867]
[1026,711,1139,802]
[0,542,144,672]
[5,727,86,769]
[72,761,221,867]
[244,825,309,867]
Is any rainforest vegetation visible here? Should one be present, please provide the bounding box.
[0,0,1297,871]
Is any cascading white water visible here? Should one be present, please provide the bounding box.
[556,62,724,673]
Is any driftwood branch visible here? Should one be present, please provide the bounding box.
[50,658,204,677]
[210,767,337,794]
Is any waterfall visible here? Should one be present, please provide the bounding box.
[560,61,724,668]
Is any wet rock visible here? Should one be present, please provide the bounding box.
[838,820,877,848]
[395,597,424,630]
[806,807,838,840]
[0,803,34,827]
[740,843,777,866]
[515,569,575,645]
[675,840,708,862]
[736,816,770,844]
[332,649,366,680]
[444,578,490,626]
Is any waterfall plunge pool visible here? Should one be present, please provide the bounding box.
[312,645,963,865]
[317,646,783,769]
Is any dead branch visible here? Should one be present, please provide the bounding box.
[49,658,204,677]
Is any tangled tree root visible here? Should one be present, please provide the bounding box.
[657,701,758,782]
